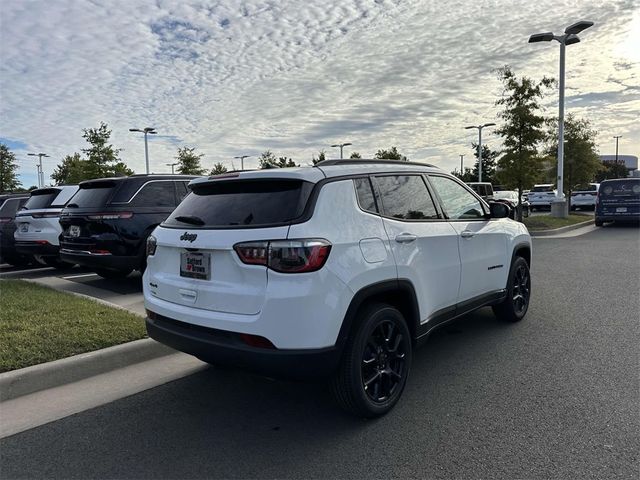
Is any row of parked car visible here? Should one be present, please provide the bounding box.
[0,174,196,276]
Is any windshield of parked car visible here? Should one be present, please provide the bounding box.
[164,179,314,227]
[600,180,640,197]
[495,191,518,201]
[531,185,554,192]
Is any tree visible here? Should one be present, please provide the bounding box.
[350,152,362,159]
[494,66,554,221]
[176,147,205,175]
[374,147,407,161]
[312,150,326,165]
[452,167,476,183]
[51,153,87,185]
[259,151,299,169]
[544,114,602,210]
[210,162,228,175]
[0,143,21,191]
[470,143,499,184]
[595,160,628,182]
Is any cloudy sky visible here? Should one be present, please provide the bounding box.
[1,0,638,186]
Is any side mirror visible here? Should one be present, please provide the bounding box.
[489,201,510,219]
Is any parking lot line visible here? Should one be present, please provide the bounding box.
[61,273,99,279]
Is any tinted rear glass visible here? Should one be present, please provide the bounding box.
[600,180,640,197]
[532,185,554,192]
[0,198,26,217]
[24,189,60,209]
[68,182,117,208]
[164,180,313,227]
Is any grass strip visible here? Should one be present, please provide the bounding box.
[0,279,146,372]
[523,214,591,231]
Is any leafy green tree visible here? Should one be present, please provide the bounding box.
[350,152,362,159]
[545,114,602,209]
[312,150,326,165]
[210,162,228,175]
[0,143,21,191]
[176,147,205,175]
[494,66,554,221]
[470,143,499,184]
[277,157,298,168]
[259,151,299,169]
[595,160,628,182]
[452,167,476,183]
[374,147,407,161]
[51,153,87,185]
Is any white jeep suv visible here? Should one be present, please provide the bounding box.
[144,160,532,417]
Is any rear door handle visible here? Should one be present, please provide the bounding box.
[460,230,476,238]
[395,233,417,244]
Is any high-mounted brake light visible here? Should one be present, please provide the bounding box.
[87,212,134,220]
[234,239,332,273]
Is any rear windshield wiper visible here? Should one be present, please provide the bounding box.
[174,215,205,226]
[66,203,79,208]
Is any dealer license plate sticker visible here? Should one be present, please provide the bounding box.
[616,207,627,213]
[180,252,211,280]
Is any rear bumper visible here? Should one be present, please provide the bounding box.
[15,241,59,257]
[595,214,640,223]
[60,249,140,271]
[146,312,341,379]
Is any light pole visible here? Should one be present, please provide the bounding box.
[330,142,352,160]
[464,123,495,182]
[459,154,465,175]
[166,162,178,174]
[28,153,50,188]
[613,135,622,163]
[529,20,594,218]
[233,155,251,170]
[129,127,157,174]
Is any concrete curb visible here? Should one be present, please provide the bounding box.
[530,218,594,237]
[0,338,175,402]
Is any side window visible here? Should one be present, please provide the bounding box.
[131,181,177,207]
[175,181,189,202]
[375,175,439,220]
[429,176,485,220]
[353,178,378,213]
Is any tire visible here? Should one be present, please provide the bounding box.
[492,256,531,323]
[95,268,132,279]
[594,218,603,227]
[330,303,412,418]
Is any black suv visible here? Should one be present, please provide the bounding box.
[0,193,30,266]
[59,174,197,278]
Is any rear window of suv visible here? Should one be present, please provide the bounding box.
[68,181,117,208]
[23,189,60,210]
[600,179,640,197]
[164,179,314,228]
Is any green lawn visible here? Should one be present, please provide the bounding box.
[0,280,146,372]
[523,214,591,231]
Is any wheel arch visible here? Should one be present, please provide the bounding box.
[512,242,531,267]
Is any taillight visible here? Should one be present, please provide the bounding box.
[234,239,332,273]
[0,217,12,224]
[146,235,157,256]
[87,212,134,220]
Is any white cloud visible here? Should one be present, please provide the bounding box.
[0,0,638,184]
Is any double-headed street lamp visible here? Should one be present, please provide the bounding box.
[27,152,50,188]
[166,162,179,174]
[331,142,352,160]
[464,124,495,182]
[233,155,251,170]
[529,20,594,217]
[129,127,157,174]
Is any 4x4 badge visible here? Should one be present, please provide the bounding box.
[180,232,197,242]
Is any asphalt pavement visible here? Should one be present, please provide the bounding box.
[1,223,638,479]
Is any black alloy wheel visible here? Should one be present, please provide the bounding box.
[331,303,412,418]
[493,256,531,322]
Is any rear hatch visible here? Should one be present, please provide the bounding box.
[597,179,640,216]
[59,180,123,251]
[15,188,64,242]
[148,177,314,315]
[528,185,556,204]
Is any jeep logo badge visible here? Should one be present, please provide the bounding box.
[180,232,197,242]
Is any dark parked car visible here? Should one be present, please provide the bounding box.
[59,174,197,278]
[0,193,30,266]
[595,178,640,226]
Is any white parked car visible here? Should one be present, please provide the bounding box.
[571,183,599,210]
[144,160,532,417]
[14,185,79,267]
[528,184,556,210]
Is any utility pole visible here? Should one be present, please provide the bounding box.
[129,127,157,174]
[613,135,622,163]
[28,153,50,188]
[234,155,251,170]
[459,154,465,175]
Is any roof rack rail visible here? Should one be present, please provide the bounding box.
[314,159,436,168]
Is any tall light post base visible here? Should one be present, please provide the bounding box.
[550,199,568,218]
